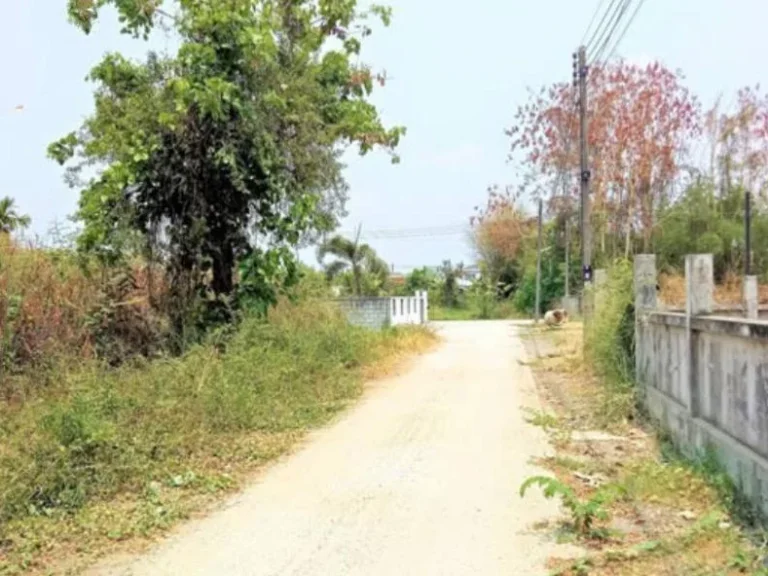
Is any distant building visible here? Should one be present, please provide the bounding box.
[463,265,482,281]
[388,273,406,287]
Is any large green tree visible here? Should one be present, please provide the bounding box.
[50,0,404,329]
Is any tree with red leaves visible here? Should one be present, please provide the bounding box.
[507,60,700,262]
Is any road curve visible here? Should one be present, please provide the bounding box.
[93,321,568,576]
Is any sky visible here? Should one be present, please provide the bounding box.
[2,1,768,271]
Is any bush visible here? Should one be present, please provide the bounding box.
[0,238,168,399]
[0,238,97,375]
[512,265,564,315]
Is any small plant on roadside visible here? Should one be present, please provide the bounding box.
[524,408,560,431]
[520,475,626,540]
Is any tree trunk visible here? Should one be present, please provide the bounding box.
[212,241,235,299]
[625,182,634,258]
[352,264,362,296]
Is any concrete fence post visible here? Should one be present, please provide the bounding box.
[634,255,657,383]
[418,290,429,324]
[685,254,714,317]
[744,275,759,320]
[685,254,714,418]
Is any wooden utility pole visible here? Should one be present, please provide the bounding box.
[535,198,543,322]
[577,46,593,317]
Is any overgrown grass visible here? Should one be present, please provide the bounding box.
[0,237,168,404]
[523,325,768,575]
[522,264,768,575]
[0,299,436,575]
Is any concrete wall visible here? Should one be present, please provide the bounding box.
[336,298,392,330]
[336,291,429,330]
[634,255,768,517]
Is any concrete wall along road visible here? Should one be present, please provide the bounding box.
[633,254,768,518]
[335,291,429,330]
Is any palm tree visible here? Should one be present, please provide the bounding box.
[318,226,388,296]
[0,197,30,234]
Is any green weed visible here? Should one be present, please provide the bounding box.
[520,475,626,540]
[524,408,560,431]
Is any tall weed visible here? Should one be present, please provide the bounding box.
[585,260,635,387]
[0,238,165,399]
[582,260,637,424]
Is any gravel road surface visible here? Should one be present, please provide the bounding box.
[93,321,571,576]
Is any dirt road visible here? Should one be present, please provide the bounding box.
[94,321,571,576]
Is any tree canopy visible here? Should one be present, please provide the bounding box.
[51,0,404,330]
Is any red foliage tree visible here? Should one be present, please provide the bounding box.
[507,60,701,260]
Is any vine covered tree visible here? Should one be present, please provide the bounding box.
[50,0,404,331]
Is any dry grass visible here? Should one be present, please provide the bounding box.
[659,270,768,308]
[521,323,767,576]
[0,237,166,404]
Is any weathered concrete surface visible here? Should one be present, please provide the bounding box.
[90,321,575,576]
[635,255,768,518]
[336,297,391,329]
[745,275,759,320]
[685,254,713,318]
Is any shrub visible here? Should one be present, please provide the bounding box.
[512,264,564,315]
[0,238,167,399]
[0,238,97,376]
[584,259,635,387]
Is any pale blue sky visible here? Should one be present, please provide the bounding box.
[2,1,767,270]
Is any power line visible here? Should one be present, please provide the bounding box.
[581,0,610,47]
[589,0,633,64]
[601,0,649,63]
[589,0,634,65]
[584,0,622,53]
[335,224,470,240]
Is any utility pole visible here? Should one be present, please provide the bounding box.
[535,198,543,322]
[576,46,593,318]
[745,190,752,276]
[565,217,570,298]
